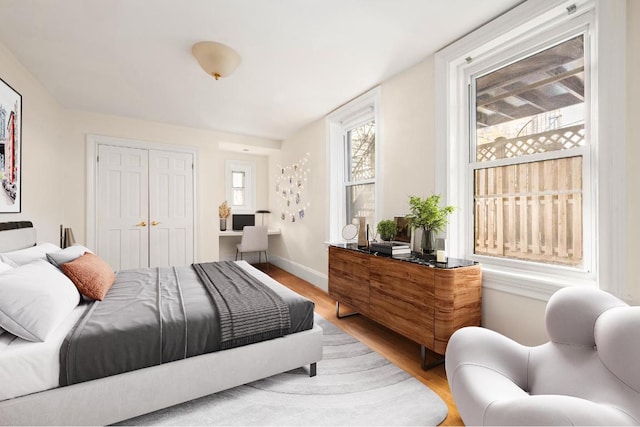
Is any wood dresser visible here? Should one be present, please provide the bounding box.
[328,244,482,368]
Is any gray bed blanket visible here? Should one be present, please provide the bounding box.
[192,261,291,349]
[60,262,302,386]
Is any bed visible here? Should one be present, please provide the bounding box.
[0,221,323,426]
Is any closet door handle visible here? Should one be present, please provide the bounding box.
[151,220,160,226]
[136,221,147,227]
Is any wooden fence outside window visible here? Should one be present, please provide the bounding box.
[474,128,584,266]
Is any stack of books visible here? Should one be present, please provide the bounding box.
[369,241,411,256]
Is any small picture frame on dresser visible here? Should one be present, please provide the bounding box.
[394,216,410,243]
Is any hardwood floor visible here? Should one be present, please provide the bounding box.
[259,263,464,426]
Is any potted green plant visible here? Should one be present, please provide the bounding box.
[377,219,397,241]
[406,194,455,254]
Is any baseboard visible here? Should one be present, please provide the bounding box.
[219,252,328,292]
[269,255,328,292]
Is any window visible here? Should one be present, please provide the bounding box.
[225,160,255,214]
[231,170,246,206]
[328,88,380,243]
[435,0,627,299]
[471,35,587,268]
[345,119,376,227]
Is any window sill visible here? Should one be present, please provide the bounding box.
[480,263,597,302]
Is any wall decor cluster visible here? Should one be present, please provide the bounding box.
[275,153,310,223]
[0,78,21,213]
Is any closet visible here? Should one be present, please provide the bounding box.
[90,138,195,270]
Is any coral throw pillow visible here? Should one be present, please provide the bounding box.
[61,252,115,301]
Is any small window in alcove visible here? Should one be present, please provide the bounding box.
[225,160,255,214]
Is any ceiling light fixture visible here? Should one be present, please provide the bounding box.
[192,41,241,80]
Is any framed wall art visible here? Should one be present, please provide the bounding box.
[0,77,21,213]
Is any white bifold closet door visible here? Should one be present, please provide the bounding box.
[97,144,194,270]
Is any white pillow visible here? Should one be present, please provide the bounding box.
[0,242,61,267]
[0,260,80,342]
[47,244,93,269]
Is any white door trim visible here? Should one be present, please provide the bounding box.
[86,134,198,263]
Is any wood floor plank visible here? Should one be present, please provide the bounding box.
[259,263,464,426]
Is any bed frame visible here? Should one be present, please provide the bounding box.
[0,222,323,426]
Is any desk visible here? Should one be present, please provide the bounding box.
[219,229,281,237]
[218,228,281,261]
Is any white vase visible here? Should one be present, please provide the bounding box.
[220,218,227,231]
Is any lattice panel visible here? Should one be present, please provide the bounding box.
[477,124,585,162]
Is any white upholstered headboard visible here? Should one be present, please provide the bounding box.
[0,221,37,253]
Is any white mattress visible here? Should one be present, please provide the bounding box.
[0,261,293,402]
[0,305,85,401]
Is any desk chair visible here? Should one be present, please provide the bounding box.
[235,225,269,267]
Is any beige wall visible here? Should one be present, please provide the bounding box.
[266,58,438,285]
[65,110,273,262]
[268,55,554,344]
[482,289,549,345]
[379,58,436,217]
[0,40,275,263]
[269,119,328,277]
[626,0,640,305]
[270,2,639,345]
[1,1,637,346]
[0,43,66,244]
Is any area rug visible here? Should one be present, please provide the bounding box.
[117,315,448,426]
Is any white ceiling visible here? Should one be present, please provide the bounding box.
[0,0,522,141]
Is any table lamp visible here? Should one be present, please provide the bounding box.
[255,210,271,225]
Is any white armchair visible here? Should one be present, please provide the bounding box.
[446,287,640,426]
[235,225,268,265]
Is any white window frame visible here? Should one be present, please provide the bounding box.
[225,160,255,214]
[435,0,627,301]
[327,87,381,243]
